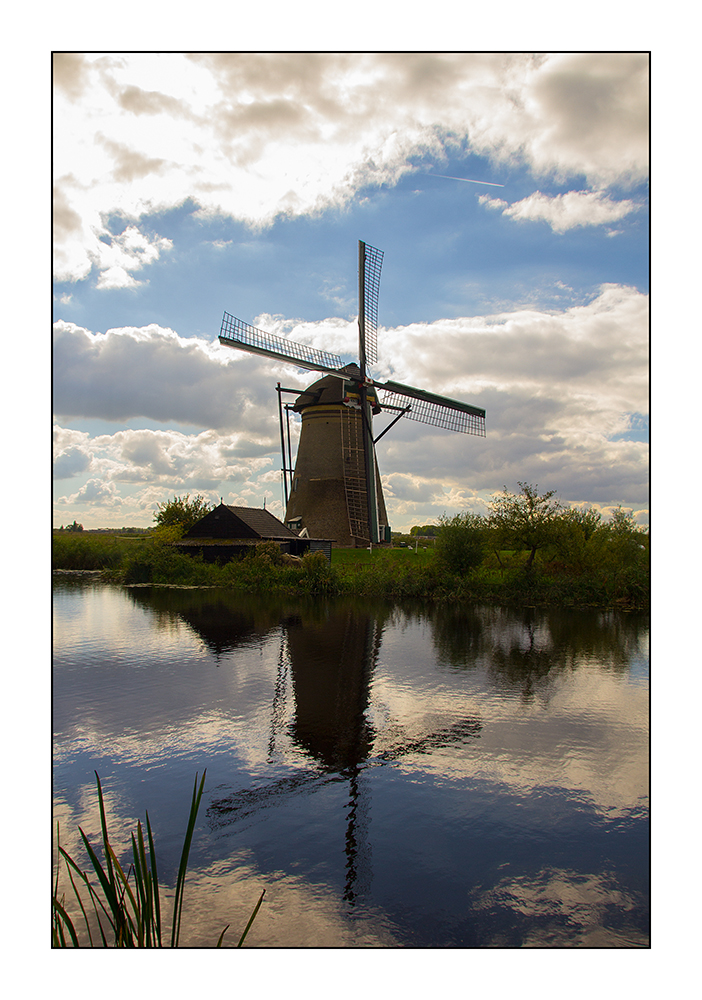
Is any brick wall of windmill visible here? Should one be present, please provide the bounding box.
[284,404,389,547]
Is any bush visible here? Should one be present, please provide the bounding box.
[251,540,286,566]
[300,549,338,595]
[435,512,487,575]
[120,532,217,585]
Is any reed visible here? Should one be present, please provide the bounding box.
[53,771,264,948]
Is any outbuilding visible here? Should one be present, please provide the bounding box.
[175,502,332,562]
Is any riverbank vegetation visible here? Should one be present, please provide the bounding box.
[52,485,648,609]
[53,771,264,948]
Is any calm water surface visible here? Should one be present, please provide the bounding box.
[53,579,649,948]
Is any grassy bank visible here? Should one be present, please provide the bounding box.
[52,532,146,570]
[52,532,649,609]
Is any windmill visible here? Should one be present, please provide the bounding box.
[219,241,486,547]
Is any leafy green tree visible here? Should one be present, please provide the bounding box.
[410,524,439,537]
[66,520,84,532]
[153,494,214,535]
[590,506,649,570]
[552,506,602,571]
[435,511,487,574]
[488,482,563,571]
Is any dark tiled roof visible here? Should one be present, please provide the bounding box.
[223,506,298,538]
[175,537,260,547]
[183,503,299,540]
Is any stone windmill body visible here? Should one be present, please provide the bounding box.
[219,241,485,547]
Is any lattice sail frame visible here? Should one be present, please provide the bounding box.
[220,312,344,375]
[379,388,486,437]
[359,242,384,367]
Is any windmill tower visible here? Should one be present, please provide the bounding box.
[219,241,485,547]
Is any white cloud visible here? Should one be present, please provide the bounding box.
[53,52,649,283]
[52,283,648,528]
[55,425,274,490]
[57,477,121,507]
[479,189,639,233]
[94,226,173,289]
[53,446,92,480]
[53,423,281,526]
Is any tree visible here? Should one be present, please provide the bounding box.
[488,482,563,571]
[590,506,649,570]
[435,511,487,574]
[153,494,214,535]
[66,520,84,533]
[552,506,602,572]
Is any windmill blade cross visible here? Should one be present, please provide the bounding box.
[218,239,486,547]
[377,380,486,436]
[219,311,346,376]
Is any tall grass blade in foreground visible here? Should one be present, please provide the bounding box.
[170,770,205,947]
[53,770,263,947]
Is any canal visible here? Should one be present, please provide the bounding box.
[53,579,649,947]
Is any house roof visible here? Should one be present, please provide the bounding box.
[182,503,300,540]
[224,505,298,538]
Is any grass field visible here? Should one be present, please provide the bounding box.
[52,532,648,609]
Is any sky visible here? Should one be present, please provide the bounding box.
[52,51,650,531]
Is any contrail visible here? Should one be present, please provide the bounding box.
[431,173,505,188]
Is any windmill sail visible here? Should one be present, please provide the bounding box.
[377,380,486,436]
[356,241,384,545]
[358,241,384,372]
[220,312,344,375]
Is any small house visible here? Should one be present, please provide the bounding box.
[175,503,332,562]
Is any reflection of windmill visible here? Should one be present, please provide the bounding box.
[206,603,483,905]
[219,241,486,547]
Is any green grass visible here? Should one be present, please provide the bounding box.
[52,532,147,570]
[53,771,264,948]
[52,533,649,609]
[331,546,436,568]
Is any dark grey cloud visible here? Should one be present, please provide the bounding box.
[52,322,283,439]
[95,135,168,183]
[53,182,84,240]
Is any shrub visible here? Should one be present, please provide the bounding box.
[300,548,338,594]
[435,512,487,575]
[251,540,286,566]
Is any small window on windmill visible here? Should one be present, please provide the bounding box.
[293,477,300,492]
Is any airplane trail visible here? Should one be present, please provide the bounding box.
[432,174,505,187]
